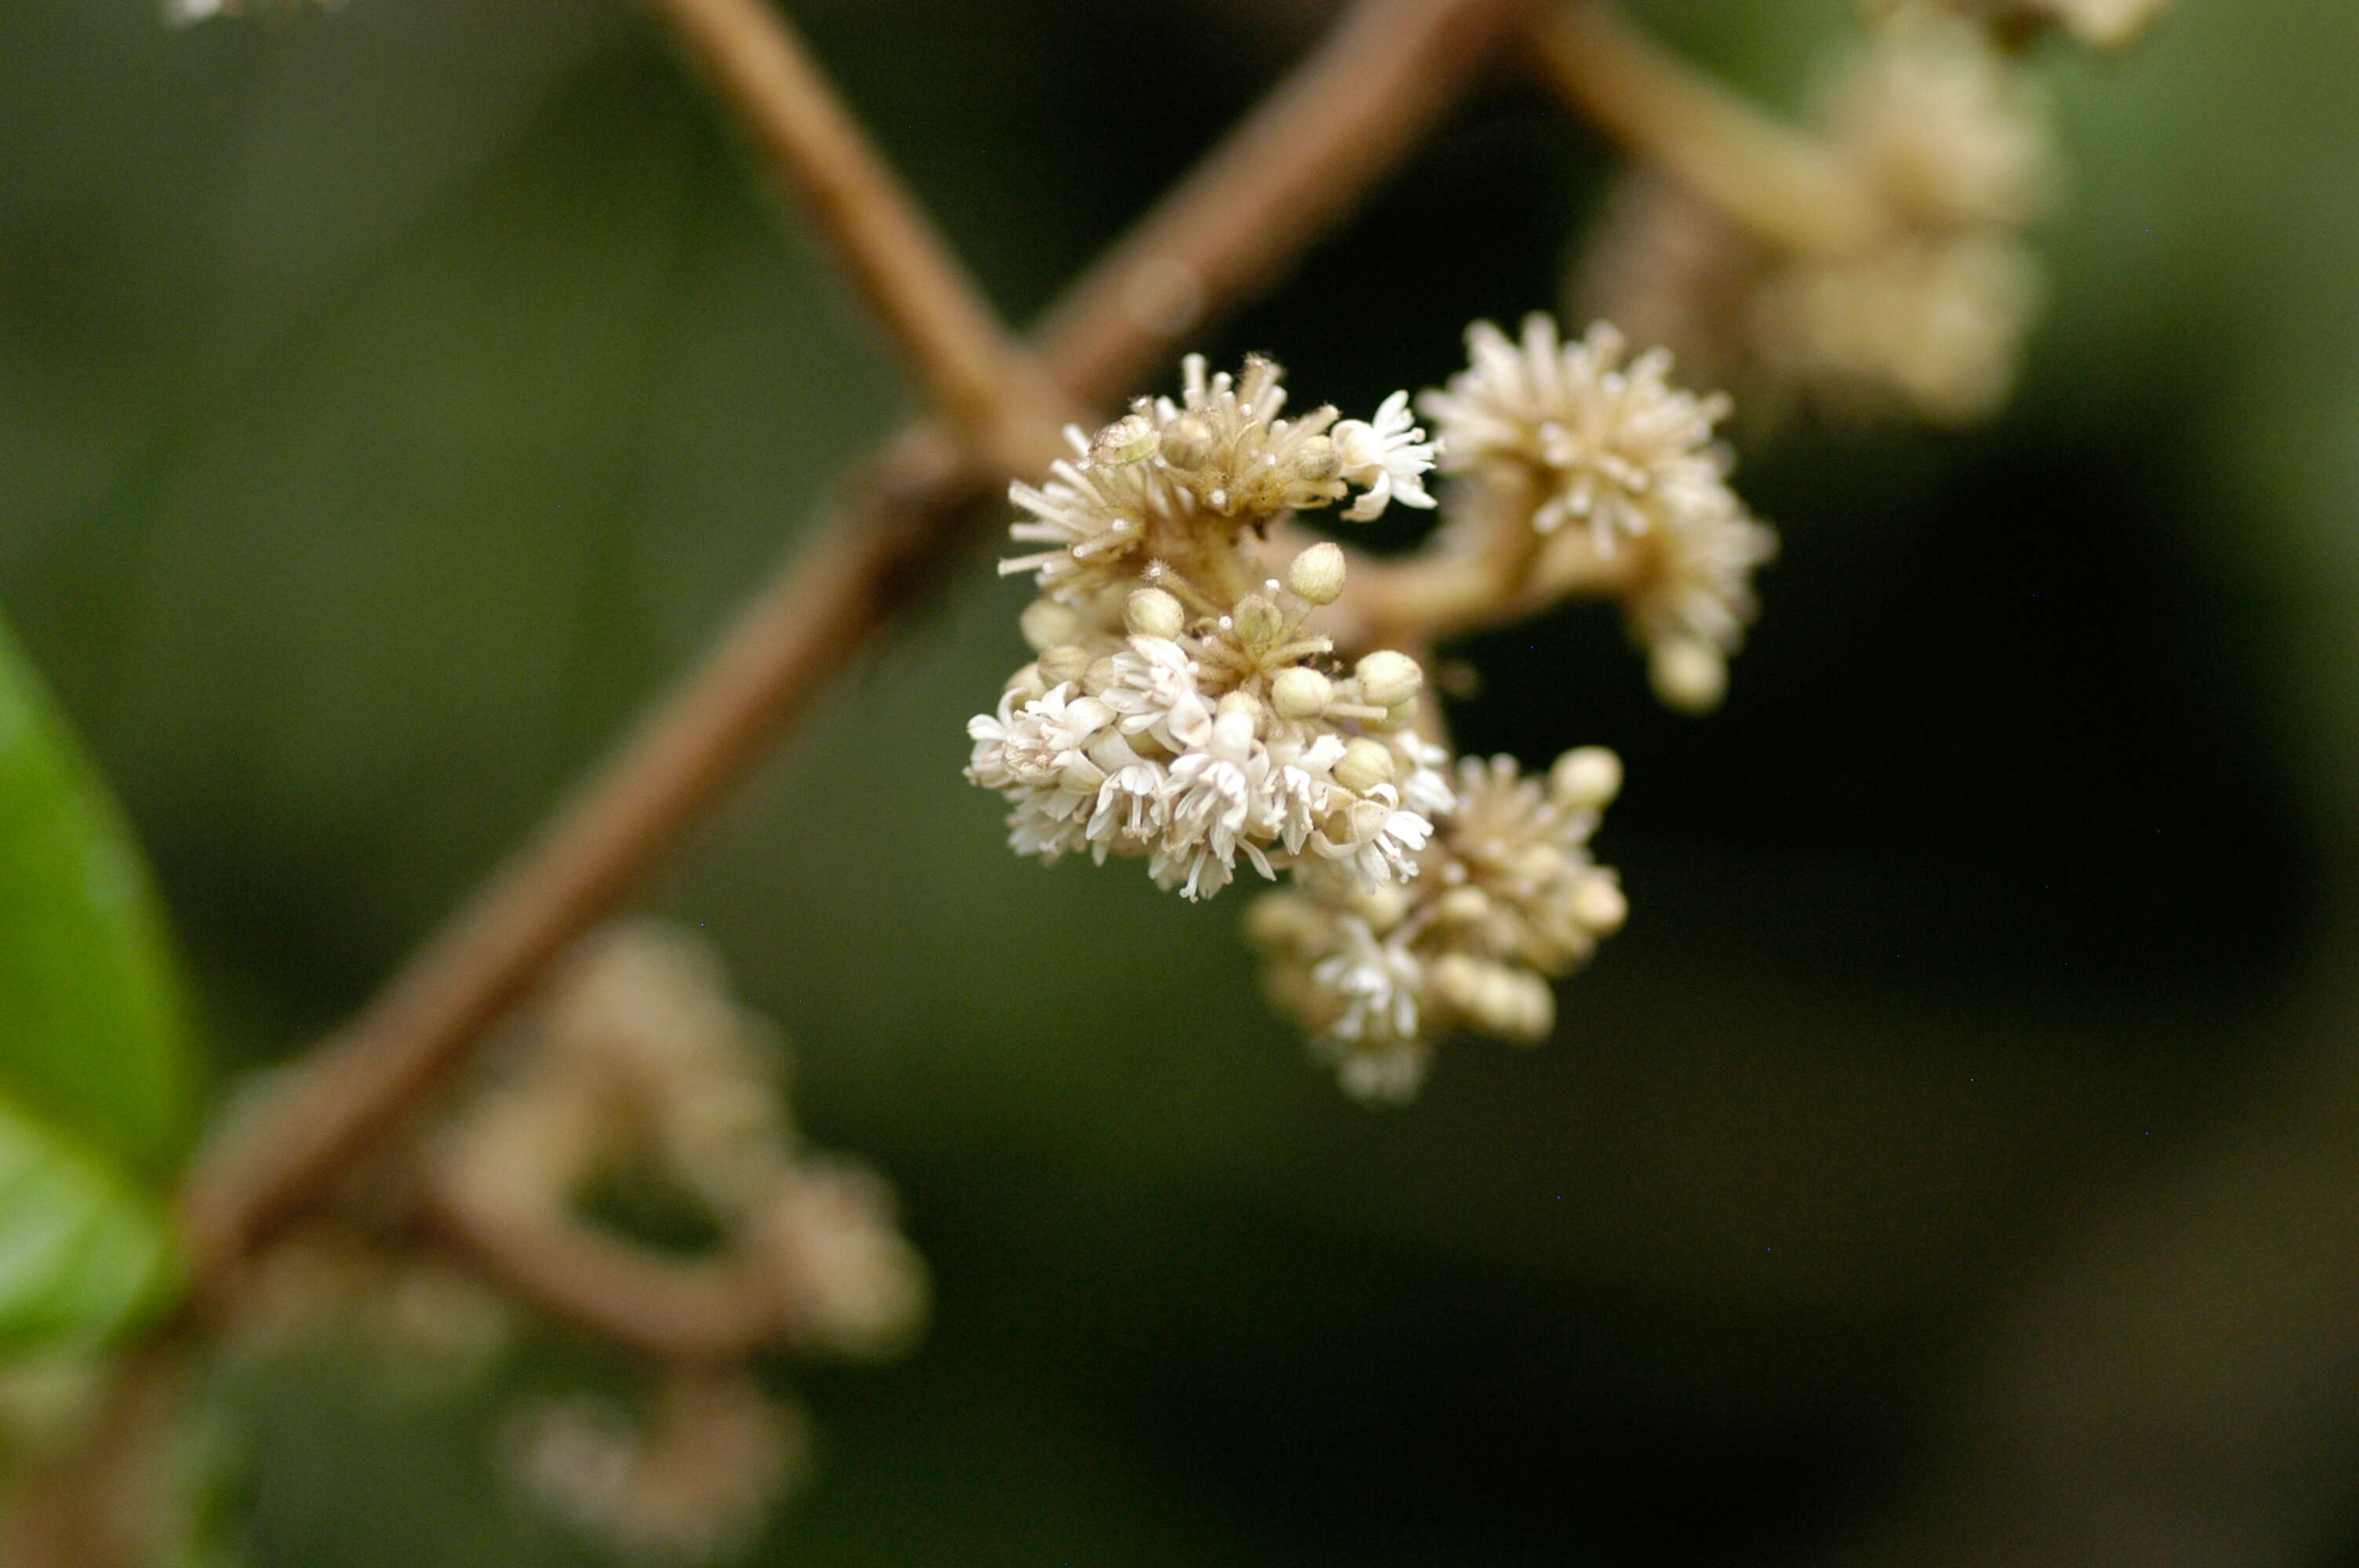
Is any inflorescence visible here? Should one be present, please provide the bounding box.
[1585,3,2061,428]
[965,321,1772,1101]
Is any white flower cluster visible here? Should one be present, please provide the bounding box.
[1001,352,1433,604]
[1249,748,1628,1102]
[964,343,1728,1099]
[1420,314,1776,712]
[1749,6,2054,425]
[972,355,1445,902]
[1583,8,2057,430]
[1421,316,1736,554]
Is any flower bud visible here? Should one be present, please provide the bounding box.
[1082,655,1123,695]
[1332,737,1395,793]
[1437,886,1490,924]
[1430,953,1485,1013]
[1649,638,1726,713]
[1089,412,1158,466]
[1572,876,1628,934]
[1232,593,1287,647]
[1549,746,1623,811]
[1513,844,1564,884]
[1245,894,1325,952]
[1290,434,1342,484]
[1159,413,1216,470]
[1037,644,1091,688]
[1356,884,1412,931]
[1020,597,1081,653]
[1488,969,1555,1044]
[1123,587,1185,640]
[1287,542,1347,606]
[1354,650,1423,709]
[1216,689,1265,727]
[1003,662,1047,704]
[1270,666,1332,719]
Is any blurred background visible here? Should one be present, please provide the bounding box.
[8,0,2359,1562]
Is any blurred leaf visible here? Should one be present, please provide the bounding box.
[0,1098,175,1356]
[0,612,191,1352]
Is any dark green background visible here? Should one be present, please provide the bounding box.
[8,0,2359,1562]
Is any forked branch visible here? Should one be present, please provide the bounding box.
[176,0,1537,1303]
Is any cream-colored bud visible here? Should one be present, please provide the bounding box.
[1572,876,1627,934]
[1159,413,1216,470]
[1355,650,1423,709]
[1020,597,1081,653]
[1270,666,1332,719]
[1244,894,1326,953]
[1037,644,1091,688]
[1232,593,1287,647]
[1430,953,1485,1013]
[1356,884,1412,931]
[1488,970,1555,1044]
[1332,737,1395,793]
[1003,662,1048,703]
[1549,746,1623,811]
[1089,412,1158,466]
[1287,542,1347,605]
[1082,655,1123,696]
[1060,755,1107,794]
[1216,689,1264,727]
[1124,587,1185,640]
[1650,639,1727,713]
[1291,434,1342,484]
[1085,733,1136,775]
[1437,886,1490,924]
[1513,844,1565,884]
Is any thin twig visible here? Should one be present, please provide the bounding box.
[1532,0,1886,257]
[643,0,1073,464]
[176,0,1536,1297]
[420,1176,783,1363]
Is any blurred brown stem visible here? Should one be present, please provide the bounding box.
[1532,0,1886,256]
[642,0,1074,466]
[420,1168,787,1363]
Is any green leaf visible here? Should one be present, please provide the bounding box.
[0,612,194,1352]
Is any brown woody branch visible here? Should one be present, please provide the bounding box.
[1532,0,1886,257]
[176,0,1537,1304]
[642,0,1074,466]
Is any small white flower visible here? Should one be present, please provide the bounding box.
[1420,315,1739,556]
[1390,733,1458,819]
[1310,918,1424,1044]
[1156,707,1277,901]
[1332,391,1439,521]
[1311,783,1431,892]
[1103,635,1212,751]
[1089,760,1171,855]
[1263,732,1344,855]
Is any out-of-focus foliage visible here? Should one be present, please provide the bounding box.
[0,618,191,1354]
[5,0,2359,1562]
